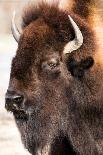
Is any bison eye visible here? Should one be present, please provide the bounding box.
[48,61,58,69]
[42,58,60,73]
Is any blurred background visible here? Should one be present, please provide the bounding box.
[0,0,103,155]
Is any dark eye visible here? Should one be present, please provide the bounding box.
[48,61,59,69]
[42,58,60,73]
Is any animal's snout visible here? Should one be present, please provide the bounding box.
[5,90,24,112]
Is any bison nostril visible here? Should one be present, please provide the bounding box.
[13,96,24,104]
[5,95,24,104]
[5,93,24,112]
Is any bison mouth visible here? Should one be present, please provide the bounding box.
[5,103,28,121]
[13,109,28,121]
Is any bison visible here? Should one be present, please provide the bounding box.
[5,0,103,155]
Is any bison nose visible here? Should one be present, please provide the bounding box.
[5,91,24,112]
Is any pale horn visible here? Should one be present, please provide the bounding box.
[63,15,83,54]
[11,11,20,42]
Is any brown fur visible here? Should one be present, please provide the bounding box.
[66,0,96,20]
[6,1,103,155]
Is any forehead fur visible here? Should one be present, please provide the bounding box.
[22,2,75,42]
[22,2,70,29]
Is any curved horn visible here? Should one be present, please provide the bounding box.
[63,15,83,54]
[11,11,20,42]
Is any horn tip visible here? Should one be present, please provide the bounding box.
[68,15,74,24]
[13,10,16,19]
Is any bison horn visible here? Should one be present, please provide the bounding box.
[63,15,83,54]
[11,11,20,42]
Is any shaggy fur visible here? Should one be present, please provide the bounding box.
[71,0,96,20]
[6,0,103,155]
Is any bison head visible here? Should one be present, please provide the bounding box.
[5,3,97,155]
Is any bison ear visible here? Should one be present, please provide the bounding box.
[11,11,21,42]
[63,15,83,54]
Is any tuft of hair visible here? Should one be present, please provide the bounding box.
[21,1,76,44]
[22,1,64,29]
